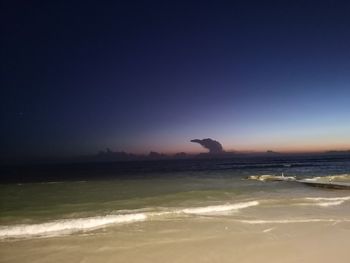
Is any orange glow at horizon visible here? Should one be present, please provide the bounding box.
[130,140,350,155]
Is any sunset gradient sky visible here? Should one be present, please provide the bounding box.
[2,1,350,160]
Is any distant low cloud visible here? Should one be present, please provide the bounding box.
[191,138,224,154]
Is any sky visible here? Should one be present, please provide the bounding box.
[1,0,350,161]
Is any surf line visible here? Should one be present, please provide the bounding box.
[297,180,350,190]
[247,174,350,190]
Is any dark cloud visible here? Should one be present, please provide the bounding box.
[191,138,224,154]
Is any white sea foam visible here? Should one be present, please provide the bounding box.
[238,219,350,224]
[3,197,344,239]
[300,196,350,207]
[302,177,321,182]
[0,201,261,239]
[304,196,350,201]
[0,213,147,239]
[315,201,345,207]
[254,196,349,208]
[181,201,259,215]
[303,174,350,183]
[262,227,274,233]
[247,174,296,182]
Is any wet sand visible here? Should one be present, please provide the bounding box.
[1,217,349,263]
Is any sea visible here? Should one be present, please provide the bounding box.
[1,155,350,263]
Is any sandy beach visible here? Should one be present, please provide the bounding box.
[1,215,349,263]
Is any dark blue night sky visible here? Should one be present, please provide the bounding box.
[1,1,350,161]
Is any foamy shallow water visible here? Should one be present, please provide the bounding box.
[1,206,350,263]
[1,158,350,262]
[1,195,349,239]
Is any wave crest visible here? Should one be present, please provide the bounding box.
[0,201,259,239]
[181,201,259,215]
[238,218,350,224]
[0,213,147,239]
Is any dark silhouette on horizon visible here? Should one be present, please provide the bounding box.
[266,150,281,155]
[190,138,224,154]
[1,142,350,165]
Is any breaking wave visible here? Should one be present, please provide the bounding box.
[181,201,259,215]
[299,196,350,207]
[0,213,147,239]
[1,196,348,240]
[260,196,350,207]
[238,218,350,224]
[303,174,350,183]
[0,201,259,239]
[304,196,350,201]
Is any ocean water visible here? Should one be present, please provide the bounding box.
[1,155,350,263]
